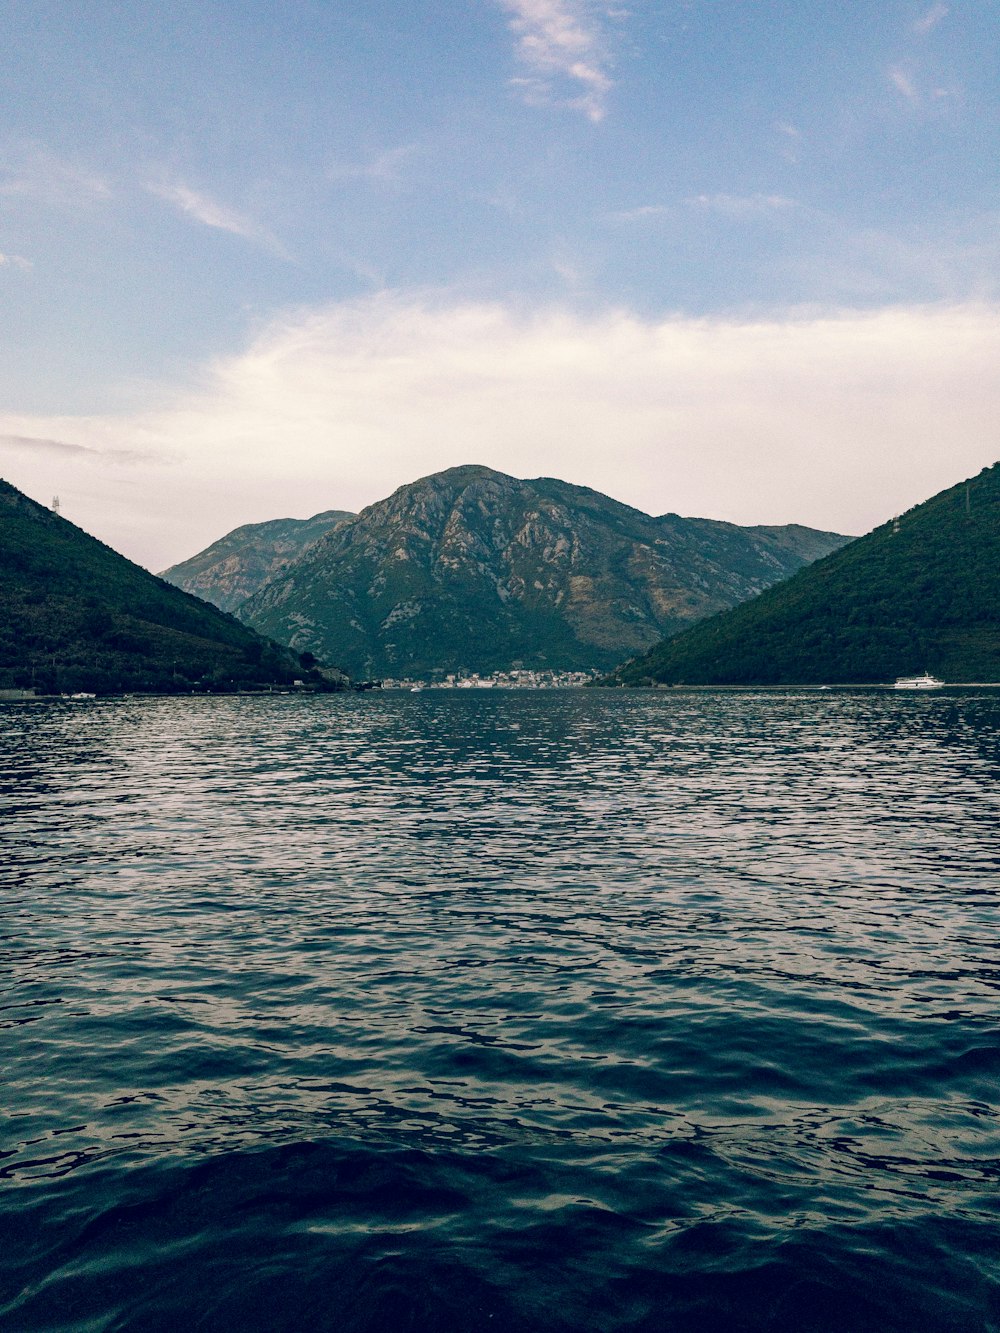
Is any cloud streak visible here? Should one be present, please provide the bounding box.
[888,64,920,103]
[606,204,671,223]
[328,144,421,186]
[608,195,798,226]
[887,61,961,113]
[0,433,158,463]
[0,143,111,206]
[497,0,617,121]
[686,193,798,219]
[147,181,286,254]
[914,4,948,35]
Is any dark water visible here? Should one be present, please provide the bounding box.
[3,689,1000,1332]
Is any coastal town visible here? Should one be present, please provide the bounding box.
[379,668,600,690]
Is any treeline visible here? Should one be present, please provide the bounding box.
[0,480,346,695]
[609,463,1000,685]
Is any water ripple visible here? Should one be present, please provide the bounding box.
[2,690,999,1330]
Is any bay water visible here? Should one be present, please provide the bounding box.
[2,689,999,1331]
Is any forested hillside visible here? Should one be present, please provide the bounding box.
[609,463,1000,685]
[0,480,336,694]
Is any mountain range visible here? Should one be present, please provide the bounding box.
[8,457,995,692]
[0,479,339,695]
[609,462,1000,685]
[161,509,354,612]
[234,465,850,679]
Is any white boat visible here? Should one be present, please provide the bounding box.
[894,673,944,691]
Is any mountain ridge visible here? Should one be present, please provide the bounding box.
[238,464,851,678]
[161,508,354,612]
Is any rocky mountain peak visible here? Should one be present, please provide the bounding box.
[237,466,851,679]
[161,508,354,613]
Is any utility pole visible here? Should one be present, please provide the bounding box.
[52,495,60,514]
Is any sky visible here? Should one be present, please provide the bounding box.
[2,0,999,570]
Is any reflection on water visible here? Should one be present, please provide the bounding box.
[2,690,999,1331]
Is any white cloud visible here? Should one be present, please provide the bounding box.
[606,204,671,223]
[0,433,157,463]
[686,193,798,219]
[3,295,999,571]
[888,64,920,103]
[328,144,421,185]
[773,121,802,164]
[0,252,32,270]
[914,3,948,35]
[146,181,286,255]
[497,0,617,121]
[887,62,961,113]
[608,195,798,226]
[0,143,111,206]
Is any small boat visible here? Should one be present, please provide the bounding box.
[894,673,944,691]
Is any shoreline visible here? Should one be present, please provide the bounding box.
[4,680,1000,703]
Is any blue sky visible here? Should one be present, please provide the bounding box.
[2,0,999,568]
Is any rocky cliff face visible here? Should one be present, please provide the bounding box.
[160,510,354,613]
[237,465,850,679]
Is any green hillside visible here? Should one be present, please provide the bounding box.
[609,463,1000,686]
[0,479,338,694]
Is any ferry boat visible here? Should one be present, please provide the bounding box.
[894,673,944,691]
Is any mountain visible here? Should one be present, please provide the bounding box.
[238,464,851,679]
[608,462,1000,686]
[160,509,354,612]
[0,479,344,695]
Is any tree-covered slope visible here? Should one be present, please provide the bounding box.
[610,463,1000,686]
[0,479,333,694]
[239,464,849,679]
[161,509,354,612]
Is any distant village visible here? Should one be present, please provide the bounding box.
[379,668,601,690]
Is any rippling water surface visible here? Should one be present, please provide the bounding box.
[3,689,1000,1331]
